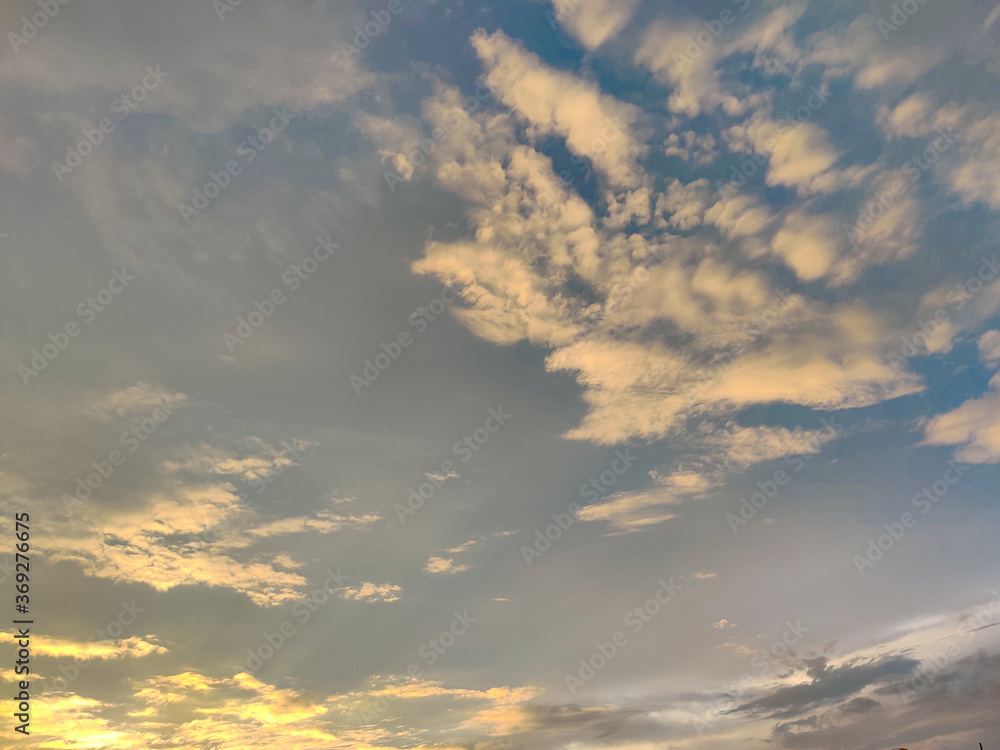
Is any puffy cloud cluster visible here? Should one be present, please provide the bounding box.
[349,19,986,533]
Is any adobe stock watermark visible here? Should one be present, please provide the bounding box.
[394,407,512,523]
[520,448,639,566]
[34,600,147,692]
[195,440,306,544]
[519,117,627,213]
[725,417,842,534]
[52,65,169,182]
[222,236,339,356]
[212,0,244,21]
[18,268,136,386]
[686,287,795,403]
[328,0,416,103]
[236,567,349,673]
[580,248,670,335]
[565,577,683,695]
[383,85,492,191]
[61,398,185,515]
[7,0,73,53]
[717,88,831,197]
[895,589,1000,704]
[179,107,294,224]
[340,0,410,57]
[478,107,625,222]
[544,0,582,31]
[690,618,810,735]
[843,130,956,245]
[350,285,458,394]
[886,254,1000,372]
[354,608,477,722]
[876,0,931,40]
[853,460,967,575]
[670,0,753,72]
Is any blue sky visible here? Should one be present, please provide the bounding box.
[1,0,1000,748]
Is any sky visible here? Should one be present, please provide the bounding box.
[1,0,1000,748]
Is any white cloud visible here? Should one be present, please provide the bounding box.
[472,29,645,186]
[603,185,653,229]
[425,556,468,575]
[768,210,846,281]
[578,423,837,531]
[551,0,639,50]
[635,20,749,118]
[946,113,1000,209]
[40,482,317,606]
[729,3,806,75]
[806,16,944,91]
[82,382,187,422]
[916,273,1000,355]
[705,191,775,237]
[337,582,402,603]
[978,330,1000,365]
[657,177,714,230]
[244,508,381,541]
[876,92,966,140]
[575,487,681,532]
[163,437,307,482]
[923,371,1000,463]
[722,110,865,195]
[663,131,717,165]
[0,633,166,660]
[31,432,371,606]
[399,70,924,467]
[635,6,805,117]
[706,424,836,468]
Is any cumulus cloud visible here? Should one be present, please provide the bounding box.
[876,92,966,140]
[40,483,316,606]
[915,271,1000,355]
[634,20,749,118]
[31,430,374,606]
[337,582,402,603]
[635,6,804,117]
[978,330,1000,365]
[721,109,872,196]
[81,382,187,422]
[729,3,806,75]
[656,177,715,230]
[471,29,645,186]
[767,210,847,282]
[425,556,468,575]
[6,4,1000,750]
[663,131,717,165]
[923,371,1000,463]
[382,64,924,472]
[341,20,975,546]
[550,0,639,50]
[806,15,944,91]
[945,112,1000,209]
